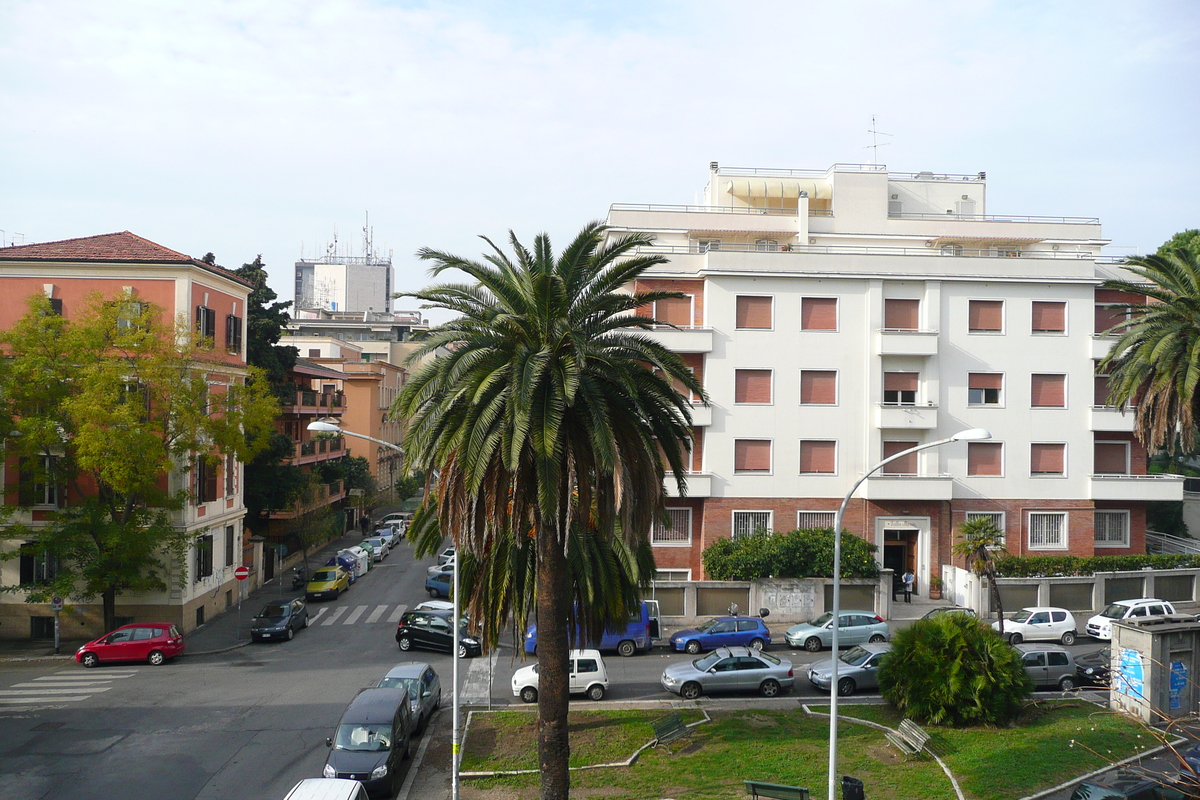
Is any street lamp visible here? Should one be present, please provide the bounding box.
[825,427,990,800]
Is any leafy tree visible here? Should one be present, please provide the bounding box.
[701,529,879,581]
[1157,229,1200,262]
[234,255,298,398]
[396,223,701,800]
[0,293,278,632]
[877,613,1031,726]
[286,489,341,570]
[240,432,308,530]
[952,516,1009,636]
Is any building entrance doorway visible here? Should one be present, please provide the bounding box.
[883,528,918,597]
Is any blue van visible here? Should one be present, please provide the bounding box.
[524,600,661,657]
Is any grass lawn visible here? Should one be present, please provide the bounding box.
[460,702,1153,800]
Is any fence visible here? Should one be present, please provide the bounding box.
[648,573,893,626]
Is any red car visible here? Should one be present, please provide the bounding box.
[75,622,185,667]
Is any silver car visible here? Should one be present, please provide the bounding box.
[807,643,891,696]
[377,662,441,734]
[785,611,890,652]
[660,646,794,700]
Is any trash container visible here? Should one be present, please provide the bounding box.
[842,775,864,800]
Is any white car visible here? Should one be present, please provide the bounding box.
[1086,598,1178,640]
[415,599,454,613]
[438,548,456,566]
[991,606,1078,645]
[427,560,454,577]
[511,649,609,703]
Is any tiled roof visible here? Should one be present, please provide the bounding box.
[0,231,192,262]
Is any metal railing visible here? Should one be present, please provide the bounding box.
[635,242,1096,260]
[1146,530,1200,556]
[887,211,1099,225]
[611,203,797,216]
[299,441,316,457]
[716,164,884,178]
[286,390,345,408]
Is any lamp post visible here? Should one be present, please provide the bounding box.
[825,428,991,800]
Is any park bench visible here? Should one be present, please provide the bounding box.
[744,779,809,800]
[884,718,931,756]
[652,712,692,747]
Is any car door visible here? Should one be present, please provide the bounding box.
[1025,611,1052,640]
[858,653,882,691]
[734,619,760,646]
[1146,604,1166,618]
[128,626,156,660]
[427,615,455,653]
[844,615,873,645]
[1049,610,1069,638]
[1022,651,1048,685]
[735,655,770,691]
[97,628,135,661]
[645,600,661,640]
[292,599,307,629]
[706,620,737,648]
[705,656,741,692]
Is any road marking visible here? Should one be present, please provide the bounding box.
[47,672,137,679]
[12,682,112,688]
[308,607,328,624]
[321,606,348,626]
[0,696,90,704]
[459,650,497,705]
[365,605,389,624]
[343,605,368,625]
[386,605,408,624]
[0,688,111,696]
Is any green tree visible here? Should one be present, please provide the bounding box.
[0,293,278,632]
[396,223,702,800]
[234,255,298,398]
[951,516,1009,636]
[1157,229,1200,262]
[877,613,1031,726]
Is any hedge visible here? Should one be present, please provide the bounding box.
[993,553,1200,577]
[701,528,879,581]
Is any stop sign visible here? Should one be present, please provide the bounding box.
[234,566,250,581]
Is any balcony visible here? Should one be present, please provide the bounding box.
[876,329,939,357]
[876,403,938,430]
[644,326,714,354]
[268,480,348,519]
[282,390,346,415]
[608,204,801,237]
[1090,405,1136,432]
[665,472,712,498]
[685,404,712,427]
[1089,473,1184,502]
[286,436,346,464]
[861,474,954,501]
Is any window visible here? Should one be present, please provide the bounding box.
[1094,442,1130,475]
[20,455,61,507]
[308,348,321,358]
[48,298,64,316]
[736,296,773,329]
[734,370,772,404]
[115,301,145,330]
[732,511,772,539]
[1032,301,1066,334]
[196,305,216,340]
[19,544,58,585]
[883,372,918,406]
[195,457,219,503]
[225,524,236,567]
[1031,374,1066,408]
[1094,291,1133,335]
[798,441,836,474]
[734,439,772,473]
[968,300,1003,333]
[968,373,1003,406]
[655,568,691,581]
[883,299,919,331]
[225,452,236,496]
[652,508,692,546]
[225,314,243,353]
[698,239,721,253]
[1030,443,1066,476]
[882,441,918,475]
[1095,510,1130,547]
[800,370,837,404]
[797,511,835,530]
[967,442,1003,476]
[965,511,1006,547]
[195,534,214,580]
[1028,511,1067,549]
[655,296,692,327]
[1094,373,1116,407]
[801,297,838,331]
[940,244,964,256]
[755,239,779,252]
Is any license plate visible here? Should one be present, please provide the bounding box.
[261,633,272,638]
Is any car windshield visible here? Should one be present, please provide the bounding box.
[378,676,419,697]
[840,646,872,667]
[334,723,392,752]
[257,605,287,619]
[755,650,781,665]
[809,613,834,627]
[312,570,339,582]
[1010,609,1033,623]
[694,652,722,671]
[1099,604,1129,619]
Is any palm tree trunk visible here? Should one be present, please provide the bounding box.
[536,523,571,800]
[987,563,1004,636]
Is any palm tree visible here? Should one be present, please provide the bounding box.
[395,223,703,800]
[1100,248,1200,453]
[951,516,1009,636]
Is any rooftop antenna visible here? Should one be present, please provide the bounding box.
[865,115,891,166]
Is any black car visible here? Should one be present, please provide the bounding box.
[1075,646,1112,686]
[395,609,481,658]
[1071,770,1188,799]
[250,598,309,642]
[324,687,414,797]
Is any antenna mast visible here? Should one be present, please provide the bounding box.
[865,115,892,166]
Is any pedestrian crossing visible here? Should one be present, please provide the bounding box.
[0,669,138,710]
[309,603,407,627]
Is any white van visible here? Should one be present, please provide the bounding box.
[1086,598,1177,640]
[338,547,370,577]
[283,778,368,800]
[511,649,609,703]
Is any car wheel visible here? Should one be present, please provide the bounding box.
[680,682,702,700]
[148,650,165,666]
[617,640,636,657]
[401,734,413,760]
[286,627,294,641]
[81,652,98,668]
[760,679,781,698]
[433,691,441,711]
[399,636,412,651]
[685,640,701,655]
[868,634,886,644]
[1060,631,1076,646]
[1009,632,1023,645]
[587,684,605,701]
[804,637,823,653]
[458,643,468,659]
[1060,675,1077,691]
[303,616,310,628]
[749,638,766,651]
[520,686,538,703]
[837,678,856,697]
[428,588,439,598]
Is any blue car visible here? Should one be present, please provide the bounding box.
[426,571,451,598]
[669,616,771,654]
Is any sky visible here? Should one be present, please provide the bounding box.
[2,0,1198,321]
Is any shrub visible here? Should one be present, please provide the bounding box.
[877,613,1031,727]
[701,528,879,581]
[993,553,1200,577]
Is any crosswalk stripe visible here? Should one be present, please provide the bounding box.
[365,605,388,624]
[47,672,136,679]
[343,606,368,625]
[308,607,328,624]
[321,607,348,626]
[0,688,111,696]
[12,682,112,688]
[0,696,89,704]
[386,605,407,624]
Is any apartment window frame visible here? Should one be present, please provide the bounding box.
[732,510,773,540]
[1030,442,1068,477]
[883,298,921,332]
[697,239,721,254]
[800,296,839,332]
[734,368,773,405]
[1031,300,1068,335]
[195,456,219,504]
[967,372,1004,407]
[798,439,838,475]
[799,369,838,406]
[966,441,1004,477]
[1028,511,1068,550]
[225,314,243,353]
[654,295,695,328]
[195,534,214,581]
[881,440,920,475]
[224,524,236,567]
[652,508,692,547]
[19,543,59,585]
[1031,373,1068,409]
[25,455,62,508]
[965,511,1007,548]
[882,372,919,407]
[733,439,773,475]
[195,305,217,340]
[755,238,779,252]
[654,568,692,581]
[1094,510,1131,548]
[225,452,237,497]
[735,295,774,331]
[797,510,836,530]
[1094,440,1131,475]
[968,299,1005,334]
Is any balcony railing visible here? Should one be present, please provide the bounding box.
[285,390,346,409]
[887,211,1098,225]
[633,243,1097,259]
[611,203,797,217]
[289,437,344,460]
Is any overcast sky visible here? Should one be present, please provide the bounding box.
[2,1,1197,319]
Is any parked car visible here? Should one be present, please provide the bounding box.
[323,688,414,798]
[427,561,454,577]
[380,512,412,531]
[1015,643,1077,691]
[357,540,379,563]
[76,622,184,668]
[660,646,794,699]
[415,599,454,613]
[524,600,661,656]
[377,662,441,734]
[251,598,309,642]
[437,548,456,565]
[1076,646,1113,687]
[325,553,359,584]
[1070,770,1189,799]
[283,778,369,800]
[511,649,610,703]
[992,606,1078,645]
[395,609,481,658]
[1086,598,1178,641]
[920,606,977,621]
[375,528,400,548]
[364,537,390,558]
[670,615,771,654]
[307,567,351,601]
[425,572,452,598]
[784,611,889,652]
[807,642,891,696]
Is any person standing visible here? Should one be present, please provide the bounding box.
[359,514,370,535]
[902,569,914,603]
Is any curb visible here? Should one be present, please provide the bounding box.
[0,653,76,663]
[183,640,253,657]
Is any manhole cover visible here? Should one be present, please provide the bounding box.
[230,661,267,667]
[31,722,64,731]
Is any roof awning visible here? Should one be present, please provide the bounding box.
[725,178,832,201]
[931,236,1044,249]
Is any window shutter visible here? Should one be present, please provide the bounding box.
[736,296,773,329]
[969,373,1003,390]
[967,442,1003,476]
[1031,374,1066,407]
[1094,443,1129,474]
[884,299,919,331]
[801,297,837,331]
[1030,443,1065,474]
[1094,375,1112,406]
[799,441,836,473]
[800,371,837,404]
[968,300,1003,331]
[734,440,771,471]
[883,372,919,392]
[882,441,918,474]
[19,548,34,584]
[656,296,692,326]
[734,370,772,403]
[17,457,35,506]
[1031,301,1066,333]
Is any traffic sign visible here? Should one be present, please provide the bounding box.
[234,566,250,581]
[50,596,64,611]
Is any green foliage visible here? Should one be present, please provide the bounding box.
[341,456,376,494]
[1157,229,1200,262]
[393,470,425,503]
[1148,501,1188,538]
[232,255,298,399]
[995,552,1200,577]
[701,528,879,581]
[878,613,1032,726]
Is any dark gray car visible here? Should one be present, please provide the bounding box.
[324,688,413,797]
[250,598,309,643]
[807,642,891,696]
[378,662,441,734]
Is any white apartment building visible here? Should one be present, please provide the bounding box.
[607,162,1183,593]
